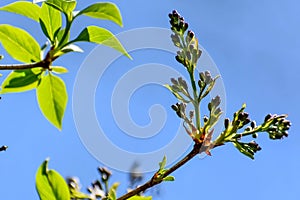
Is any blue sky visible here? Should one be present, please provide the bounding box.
[0,0,299,199]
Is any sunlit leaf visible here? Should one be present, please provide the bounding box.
[77,2,122,27]
[0,1,41,22]
[108,182,120,200]
[72,26,131,59]
[45,0,76,18]
[56,28,70,46]
[1,69,43,94]
[159,156,167,171]
[51,66,68,74]
[163,176,175,182]
[36,73,68,130]
[40,2,62,42]
[35,159,70,200]
[0,25,41,63]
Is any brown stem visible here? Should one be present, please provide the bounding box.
[0,61,46,70]
[116,143,203,200]
[0,49,56,70]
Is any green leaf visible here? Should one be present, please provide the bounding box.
[108,182,120,200]
[159,156,167,171]
[1,69,43,94]
[128,196,152,200]
[56,28,70,46]
[72,26,131,59]
[51,66,68,74]
[0,24,41,63]
[53,44,83,57]
[36,73,68,130]
[35,159,70,200]
[233,142,254,159]
[164,84,190,103]
[45,0,76,18]
[0,1,41,22]
[70,189,91,199]
[163,176,175,182]
[77,3,122,27]
[40,2,62,42]
[233,141,261,160]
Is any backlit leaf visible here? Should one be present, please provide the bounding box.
[40,2,62,42]
[0,1,41,22]
[72,26,131,59]
[36,73,68,130]
[0,25,41,63]
[77,3,122,27]
[35,159,70,200]
[1,69,43,94]
[45,0,76,18]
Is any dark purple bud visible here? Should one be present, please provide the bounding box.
[264,114,272,122]
[224,118,230,129]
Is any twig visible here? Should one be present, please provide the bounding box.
[0,62,44,70]
[117,143,203,200]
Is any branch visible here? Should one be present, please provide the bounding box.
[117,143,203,200]
[0,60,48,70]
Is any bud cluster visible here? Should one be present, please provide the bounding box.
[233,140,262,159]
[262,114,290,139]
[198,71,219,100]
[169,10,202,70]
[203,96,222,131]
[171,102,187,119]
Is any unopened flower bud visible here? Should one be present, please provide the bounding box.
[224,118,230,129]
[264,114,272,122]
[250,121,256,129]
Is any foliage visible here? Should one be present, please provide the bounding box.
[36,159,70,200]
[0,0,130,130]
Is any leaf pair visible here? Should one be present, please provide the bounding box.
[36,159,70,200]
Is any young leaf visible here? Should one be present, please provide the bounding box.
[164,84,190,103]
[36,73,68,130]
[0,24,41,63]
[56,28,70,46]
[70,189,91,199]
[45,0,76,18]
[51,66,68,74]
[76,3,123,27]
[0,1,41,22]
[40,2,62,42]
[159,156,167,171]
[108,182,120,200]
[72,26,131,59]
[1,69,43,94]
[163,176,175,182]
[128,196,152,200]
[35,159,70,200]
